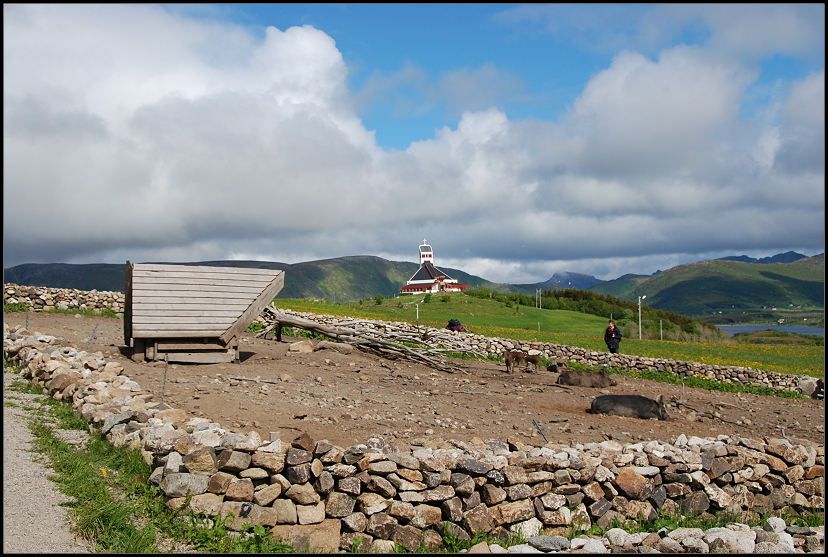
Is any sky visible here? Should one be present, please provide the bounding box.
[3,4,825,284]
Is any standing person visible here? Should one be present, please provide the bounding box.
[604,320,622,353]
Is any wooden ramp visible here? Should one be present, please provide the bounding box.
[124,261,284,363]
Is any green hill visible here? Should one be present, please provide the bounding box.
[590,254,824,320]
[3,257,514,301]
[5,254,823,325]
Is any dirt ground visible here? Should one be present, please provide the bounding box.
[6,312,825,452]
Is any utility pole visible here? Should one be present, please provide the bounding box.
[638,295,647,340]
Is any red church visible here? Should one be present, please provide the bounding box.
[400,239,469,295]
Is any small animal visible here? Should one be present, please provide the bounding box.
[505,351,525,374]
[523,354,542,372]
[590,394,667,420]
[813,378,824,400]
[556,368,616,388]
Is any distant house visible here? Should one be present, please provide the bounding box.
[400,239,468,295]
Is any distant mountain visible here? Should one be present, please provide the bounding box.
[540,271,606,290]
[3,257,507,302]
[5,251,823,319]
[589,254,824,318]
[717,251,808,264]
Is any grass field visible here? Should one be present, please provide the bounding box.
[273,294,824,378]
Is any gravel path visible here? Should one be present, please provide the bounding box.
[3,370,93,553]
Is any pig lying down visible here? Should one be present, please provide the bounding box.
[590,394,668,420]
[556,368,616,388]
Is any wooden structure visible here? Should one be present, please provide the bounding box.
[124,262,284,363]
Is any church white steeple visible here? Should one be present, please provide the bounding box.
[419,239,433,265]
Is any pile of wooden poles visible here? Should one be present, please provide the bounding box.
[254,307,490,374]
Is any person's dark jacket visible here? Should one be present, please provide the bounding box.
[604,325,622,349]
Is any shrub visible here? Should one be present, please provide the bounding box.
[4,302,28,313]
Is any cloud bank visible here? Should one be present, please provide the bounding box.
[3,4,824,283]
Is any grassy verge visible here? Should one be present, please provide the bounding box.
[3,367,292,553]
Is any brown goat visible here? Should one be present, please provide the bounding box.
[523,354,542,372]
[504,351,525,374]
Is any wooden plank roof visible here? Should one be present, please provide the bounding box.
[124,262,284,344]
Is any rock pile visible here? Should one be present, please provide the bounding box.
[4,323,824,553]
[4,283,124,314]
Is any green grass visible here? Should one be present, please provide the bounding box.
[3,367,293,553]
[273,295,825,378]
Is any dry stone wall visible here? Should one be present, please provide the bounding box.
[4,323,824,553]
[4,284,125,314]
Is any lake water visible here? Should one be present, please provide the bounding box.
[716,325,824,337]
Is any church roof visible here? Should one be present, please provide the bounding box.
[407,261,455,283]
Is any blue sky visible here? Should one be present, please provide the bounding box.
[3,4,824,284]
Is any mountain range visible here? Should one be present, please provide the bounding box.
[4,252,823,320]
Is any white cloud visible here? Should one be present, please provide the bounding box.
[3,5,823,285]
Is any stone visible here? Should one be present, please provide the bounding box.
[463,503,495,534]
[183,447,218,475]
[288,340,314,353]
[253,483,282,506]
[187,492,224,516]
[340,511,368,534]
[286,462,312,484]
[441,497,464,523]
[296,501,326,525]
[357,492,390,515]
[368,539,397,553]
[160,473,209,498]
[251,451,285,473]
[285,482,320,505]
[409,504,443,529]
[340,531,373,552]
[217,449,251,472]
[366,512,398,540]
[528,535,570,552]
[225,477,254,502]
[490,499,535,525]
[270,518,340,552]
[207,471,235,494]
[272,498,298,524]
[285,446,313,466]
[326,491,357,518]
[615,467,649,500]
[680,490,710,516]
[703,526,756,553]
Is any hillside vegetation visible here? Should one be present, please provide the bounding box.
[590,255,824,322]
[4,254,823,326]
[272,293,824,377]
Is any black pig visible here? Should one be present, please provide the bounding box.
[556,368,616,388]
[590,394,667,420]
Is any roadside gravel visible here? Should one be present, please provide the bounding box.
[3,369,93,553]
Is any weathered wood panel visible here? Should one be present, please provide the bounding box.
[132,316,237,325]
[164,351,237,364]
[127,262,284,343]
[132,304,250,312]
[220,271,285,344]
[131,290,256,299]
[124,261,134,345]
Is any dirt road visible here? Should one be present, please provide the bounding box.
[6,312,824,452]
